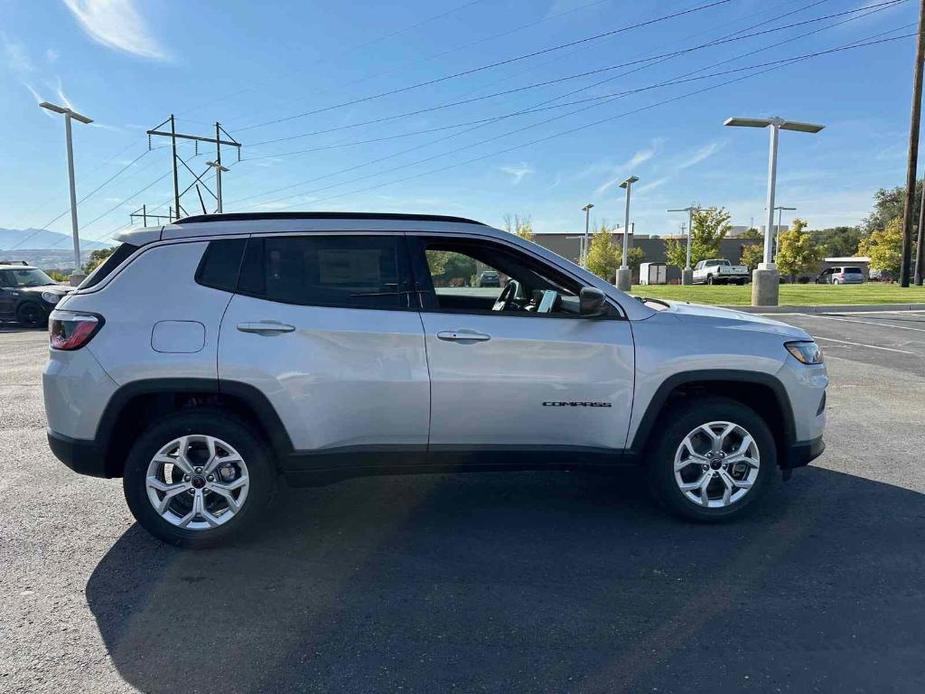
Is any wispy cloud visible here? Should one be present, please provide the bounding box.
[594,139,664,195]
[500,162,534,185]
[676,141,723,171]
[46,48,60,64]
[636,176,671,194]
[61,0,170,60]
[1,33,33,73]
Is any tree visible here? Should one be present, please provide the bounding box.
[810,226,863,258]
[740,227,762,240]
[663,237,687,269]
[83,247,116,274]
[862,181,922,234]
[858,217,904,276]
[690,207,731,262]
[739,242,764,271]
[776,218,822,279]
[586,222,644,281]
[502,214,534,241]
[586,223,621,281]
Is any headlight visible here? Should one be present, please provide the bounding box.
[41,292,61,305]
[785,340,823,365]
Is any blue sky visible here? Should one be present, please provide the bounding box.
[0,0,919,246]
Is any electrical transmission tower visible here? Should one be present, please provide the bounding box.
[141,115,241,223]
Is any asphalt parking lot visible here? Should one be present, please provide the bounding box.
[1,312,924,693]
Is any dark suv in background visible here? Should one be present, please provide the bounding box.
[0,262,73,327]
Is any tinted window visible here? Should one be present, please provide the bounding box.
[80,243,139,289]
[239,235,409,309]
[195,238,246,292]
[844,267,863,274]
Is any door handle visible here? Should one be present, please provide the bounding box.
[236,321,296,336]
[437,329,491,343]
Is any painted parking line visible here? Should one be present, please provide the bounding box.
[809,314,925,333]
[812,336,918,355]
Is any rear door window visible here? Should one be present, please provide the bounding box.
[195,238,246,292]
[238,235,412,309]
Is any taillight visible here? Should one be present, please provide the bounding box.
[49,311,103,350]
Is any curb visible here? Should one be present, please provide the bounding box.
[719,303,925,314]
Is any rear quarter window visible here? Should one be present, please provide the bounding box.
[79,243,140,289]
[195,238,247,292]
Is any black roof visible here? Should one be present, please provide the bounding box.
[174,212,486,226]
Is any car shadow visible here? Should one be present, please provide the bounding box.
[86,467,925,693]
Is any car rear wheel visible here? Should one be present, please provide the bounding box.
[648,397,775,522]
[123,409,276,548]
[17,302,46,328]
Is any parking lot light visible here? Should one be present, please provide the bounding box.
[616,176,638,291]
[724,116,824,306]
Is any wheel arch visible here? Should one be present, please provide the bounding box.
[95,378,293,478]
[628,370,795,468]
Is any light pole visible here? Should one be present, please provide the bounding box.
[40,101,93,285]
[773,205,796,257]
[206,161,230,213]
[580,203,594,267]
[724,116,824,306]
[668,204,699,285]
[616,176,638,291]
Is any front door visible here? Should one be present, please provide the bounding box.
[408,235,635,459]
[218,233,430,461]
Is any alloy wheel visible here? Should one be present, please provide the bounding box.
[145,434,250,530]
[673,421,760,508]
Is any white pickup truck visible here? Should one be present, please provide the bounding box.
[692,258,749,285]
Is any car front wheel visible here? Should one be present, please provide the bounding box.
[17,302,46,328]
[648,397,775,521]
[123,409,276,548]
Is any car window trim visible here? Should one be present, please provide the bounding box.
[405,233,622,320]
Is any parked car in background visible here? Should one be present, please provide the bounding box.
[692,258,749,285]
[43,212,827,547]
[477,270,501,287]
[868,268,894,282]
[0,262,73,327]
[816,266,864,285]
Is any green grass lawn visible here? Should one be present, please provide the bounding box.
[632,283,925,306]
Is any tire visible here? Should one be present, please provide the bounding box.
[17,302,46,329]
[706,275,714,285]
[123,408,276,548]
[647,397,776,522]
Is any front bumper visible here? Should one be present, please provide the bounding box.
[48,429,109,478]
[783,435,825,469]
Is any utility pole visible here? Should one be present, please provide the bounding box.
[668,204,699,285]
[147,117,241,220]
[917,187,925,284]
[39,101,92,285]
[581,203,594,267]
[901,0,925,287]
[616,176,639,291]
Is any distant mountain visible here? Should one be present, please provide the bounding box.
[0,228,111,252]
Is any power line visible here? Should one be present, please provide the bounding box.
[231,0,901,206]
[248,29,913,211]
[244,0,874,153]
[234,0,734,133]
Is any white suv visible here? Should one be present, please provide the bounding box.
[43,212,827,547]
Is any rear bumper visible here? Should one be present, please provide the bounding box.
[47,429,109,478]
[783,435,825,469]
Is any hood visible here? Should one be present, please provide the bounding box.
[656,300,812,340]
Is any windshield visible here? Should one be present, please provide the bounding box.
[0,268,55,287]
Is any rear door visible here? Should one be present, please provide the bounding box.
[218,233,430,459]
[408,234,635,459]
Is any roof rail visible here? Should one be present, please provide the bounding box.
[0,260,29,266]
[173,211,486,226]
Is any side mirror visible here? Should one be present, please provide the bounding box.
[579,286,606,317]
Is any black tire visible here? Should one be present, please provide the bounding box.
[706,275,714,285]
[17,302,46,329]
[647,397,776,522]
[123,408,276,548]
